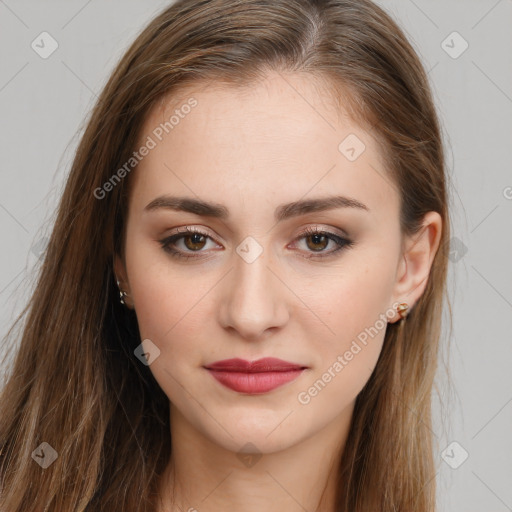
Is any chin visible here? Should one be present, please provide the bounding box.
[198,410,305,455]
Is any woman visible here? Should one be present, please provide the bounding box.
[0,0,451,510]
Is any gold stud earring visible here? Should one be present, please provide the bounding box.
[396,302,409,320]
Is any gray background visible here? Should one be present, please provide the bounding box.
[1,1,511,510]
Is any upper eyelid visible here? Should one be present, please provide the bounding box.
[299,225,349,238]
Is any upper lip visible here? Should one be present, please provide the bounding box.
[204,357,307,373]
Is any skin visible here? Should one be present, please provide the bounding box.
[114,70,442,512]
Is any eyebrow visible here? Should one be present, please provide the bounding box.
[144,194,369,222]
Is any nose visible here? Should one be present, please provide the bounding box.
[217,244,290,342]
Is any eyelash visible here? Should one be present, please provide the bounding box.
[158,225,354,261]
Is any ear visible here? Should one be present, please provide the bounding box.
[113,253,134,309]
[389,211,443,323]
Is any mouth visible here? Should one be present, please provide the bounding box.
[203,357,308,394]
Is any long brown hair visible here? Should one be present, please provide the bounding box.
[0,0,452,510]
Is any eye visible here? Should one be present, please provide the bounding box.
[159,226,220,260]
[290,226,354,260]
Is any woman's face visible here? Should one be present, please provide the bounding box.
[115,71,413,454]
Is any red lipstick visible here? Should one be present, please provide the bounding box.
[204,357,307,394]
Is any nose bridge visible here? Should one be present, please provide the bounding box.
[218,238,289,340]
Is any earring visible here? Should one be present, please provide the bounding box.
[396,302,409,320]
[116,279,129,306]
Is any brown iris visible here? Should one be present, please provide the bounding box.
[183,233,207,251]
[305,233,329,252]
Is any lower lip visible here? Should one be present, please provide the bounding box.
[206,369,305,394]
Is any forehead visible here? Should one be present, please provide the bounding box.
[129,71,399,224]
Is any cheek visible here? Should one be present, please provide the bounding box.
[296,290,390,416]
[126,256,213,405]
[299,253,396,391]
[125,235,217,364]
[130,274,208,355]
[307,255,395,341]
